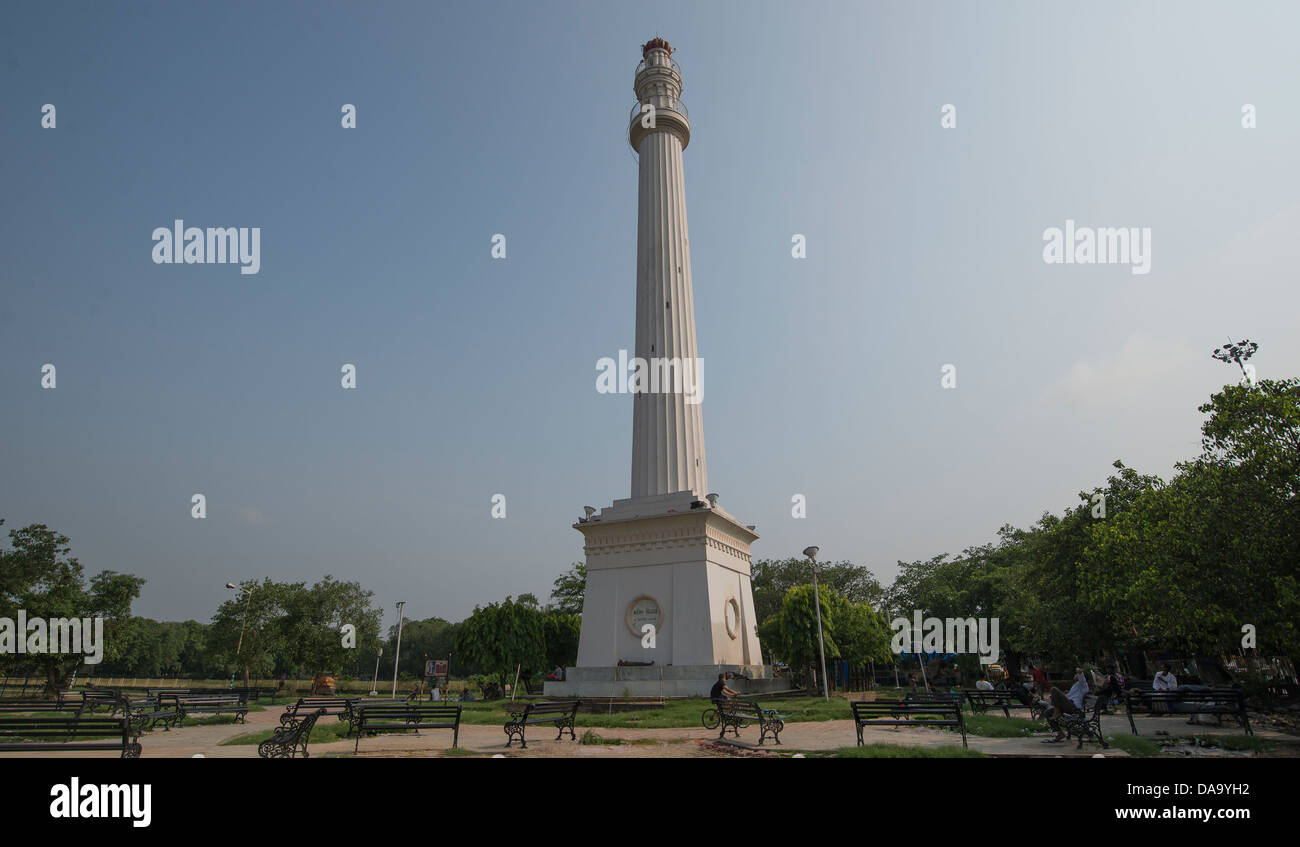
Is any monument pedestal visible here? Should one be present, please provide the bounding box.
[544,492,770,698]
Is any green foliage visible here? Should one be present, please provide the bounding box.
[385,616,458,679]
[751,558,883,627]
[882,360,1300,667]
[0,522,145,694]
[770,585,838,669]
[766,585,892,670]
[548,563,586,615]
[209,576,382,684]
[455,596,545,686]
[542,611,581,669]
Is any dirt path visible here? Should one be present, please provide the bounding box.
[2,707,1290,758]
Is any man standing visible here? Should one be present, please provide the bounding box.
[1029,662,1048,695]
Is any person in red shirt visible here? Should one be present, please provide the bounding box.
[1029,663,1048,695]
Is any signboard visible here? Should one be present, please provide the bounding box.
[625,595,663,637]
[425,660,449,677]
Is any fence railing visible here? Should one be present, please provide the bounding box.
[628,98,689,126]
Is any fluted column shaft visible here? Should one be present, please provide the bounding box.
[630,121,707,498]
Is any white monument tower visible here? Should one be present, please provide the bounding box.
[547,39,774,698]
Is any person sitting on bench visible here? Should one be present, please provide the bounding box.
[1042,686,1079,743]
[975,672,995,692]
[1097,665,1127,707]
[1067,667,1090,710]
[1153,664,1178,691]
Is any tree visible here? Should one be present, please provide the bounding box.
[385,617,458,680]
[0,522,144,695]
[455,597,545,689]
[825,593,893,666]
[751,558,884,627]
[280,576,382,679]
[769,585,838,672]
[542,612,581,669]
[548,563,586,615]
[208,579,289,686]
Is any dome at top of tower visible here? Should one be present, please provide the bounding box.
[642,37,672,56]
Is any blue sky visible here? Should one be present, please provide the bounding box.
[3,1,1297,629]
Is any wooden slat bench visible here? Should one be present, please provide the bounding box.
[353,704,462,753]
[851,699,968,748]
[503,700,580,749]
[0,716,142,757]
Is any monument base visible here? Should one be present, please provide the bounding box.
[543,664,792,698]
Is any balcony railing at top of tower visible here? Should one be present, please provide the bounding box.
[629,98,688,125]
[634,57,681,77]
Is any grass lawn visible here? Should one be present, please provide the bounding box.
[1107,734,1162,757]
[963,713,1042,738]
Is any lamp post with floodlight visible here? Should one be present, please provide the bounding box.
[225,582,255,688]
[802,547,829,701]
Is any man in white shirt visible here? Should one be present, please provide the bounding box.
[975,672,995,691]
[1066,667,1089,710]
[1153,664,1178,691]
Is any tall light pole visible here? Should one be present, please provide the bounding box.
[225,582,254,688]
[370,646,383,697]
[390,601,406,699]
[803,547,829,702]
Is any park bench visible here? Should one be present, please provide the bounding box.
[343,698,398,735]
[1054,694,1109,750]
[55,689,127,714]
[715,700,784,745]
[280,697,353,728]
[905,691,961,705]
[259,708,326,758]
[174,694,248,726]
[353,703,462,753]
[851,699,968,748]
[0,701,85,716]
[122,695,179,732]
[502,700,581,749]
[0,715,142,757]
[1125,687,1251,735]
[965,687,1044,720]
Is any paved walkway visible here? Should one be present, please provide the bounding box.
[3,705,1290,758]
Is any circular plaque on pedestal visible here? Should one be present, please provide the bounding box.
[626,595,663,637]
[724,597,740,639]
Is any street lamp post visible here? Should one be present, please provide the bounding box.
[803,546,829,702]
[370,646,383,696]
[225,582,254,688]
[391,601,406,699]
